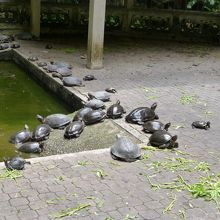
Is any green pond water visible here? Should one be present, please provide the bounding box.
[0,61,71,162]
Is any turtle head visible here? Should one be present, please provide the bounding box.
[207,121,211,127]
[24,124,29,131]
[171,135,178,148]
[150,103,157,111]
[116,100,120,105]
[36,114,44,123]
[39,142,44,152]
[3,158,11,170]
[87,93,93,100]
[164,122,171,131]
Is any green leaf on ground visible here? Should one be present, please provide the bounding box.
[180,93,198,105]
[0,169,23,180]
[163,194,177,214]
[95,169,107,179]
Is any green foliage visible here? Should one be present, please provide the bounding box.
[180,93,198,105]
[187,0,220,11]
[0,169,23,180]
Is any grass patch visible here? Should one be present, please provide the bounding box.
[0,169,23,180]
[180,93,198,105]
[94,169,107,179]
[77,160,89,166]
[49,203,91,219]
[163,194,177,214]
[46,197,65,205]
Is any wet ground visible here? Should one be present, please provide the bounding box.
[0,36,220,219]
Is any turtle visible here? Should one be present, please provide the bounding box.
[57,76,84,87]
[149,130,178,149]
[37,114,71,129]
[88,91,110,102]
[84,99,105,110]
[0,34,11,43]
[28,56,38,62]
[37,62,47,68]
[73,107,93,121]
[17,142,44,153]
[107,100,126,119]
[83,75,97,81]
[105,87,117,93]
[56,67,72,77]
[192,121,210,130]
[64,120,85,139]
[0,43,10,50]
[4,156,31,170]
[45,44,53,49]
[32,124,52,141]
[110,135,141,162]
[17,32,33,40]
[9,124,31,144]
[10,42,20,49]
[45,64,59,73]
[125,103,159,125]
[143,121,171,133]
[83,110,106,125]
[51,61,72,69]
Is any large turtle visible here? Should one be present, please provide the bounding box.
[110,135,141,162]
[45,64,59,73]
[73,107,93,121]
[84,99,105,110]
[64,120,85,139]
[37,114,71,129]
[88,91,110,102]
[4,156,31,170]
[17,142,44,153]
[51,61,72,69]
[143,121,171,133]
[9,125,31,144]
[56,67,72,77]
[107,100,126,119]
[125,103,158,125]
[32,124,52,141]
[192,121,210,130]
[149,130,178,149]
[57,75,84,87]
[83,110,106,125]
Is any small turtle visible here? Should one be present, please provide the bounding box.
[149,130,178,149]
[56,67,72,77]
[32,124,52,141]
[10,42,20,49]
[88,91,110,102]
[37,62,47,68]
[84,99,105,110]
[64,120,85,139]
[28,56,38,62]
[57,75,84,87]
[192,121,210,130]
[51,61,72,69]
[0,43,10,50]
[125,103,158,125]
[37,114,71,129]
[105,87,117,93]
[17,142,44,153]
[83,110,106,125]
[107,100,126,119]
[4,156,31,170]
[9,124,31,144]
[73,107,93,121]
[45,44,52,49]
[110,135,141,162]
[143,121,171,133]
[83,75,97,81]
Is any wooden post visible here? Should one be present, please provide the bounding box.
[122,0,134,32]
[30,0,41,38]
[87,0,106,69]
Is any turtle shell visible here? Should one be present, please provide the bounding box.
[107,100,126,119]
[83,110,106,125]
[46,64,58,72]
[0,43,10,50]
[56,67,72,77]
[83,75,97,81]
[111,136,141,162]
[17,142,43,153]
[88,91,110,102]
[73,107,93,121]
[0,34,11,43]
[37,62,47,67]
[62,76,83,87]
[125,103,158,125]
[4,156,30,170]
[149,130,178,149]
[37,114,71,129]
[64,120,85,138]
[52,61,72,69]
[192,121,210,130]
[9,125,31,144]
[32,124,51,141]
[84,99,105,110]
[143,121,164,133]
[28,56,38,62]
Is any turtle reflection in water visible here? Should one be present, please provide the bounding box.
[110,135,141,162]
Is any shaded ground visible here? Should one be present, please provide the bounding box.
[0,36,220,219]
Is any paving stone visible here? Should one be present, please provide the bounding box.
[9,198,29,207]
